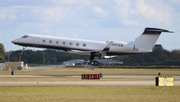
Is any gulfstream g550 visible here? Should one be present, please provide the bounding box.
[12,28,173,66]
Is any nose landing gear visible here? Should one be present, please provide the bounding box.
[19,47,27,61]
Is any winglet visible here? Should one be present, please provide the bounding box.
[102,41,113,51]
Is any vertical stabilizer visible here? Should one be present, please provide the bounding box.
[129,28,173,51]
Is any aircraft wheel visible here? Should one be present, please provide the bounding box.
[90,61,95,66]
[94,61,98,66]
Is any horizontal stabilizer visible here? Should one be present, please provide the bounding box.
[143,28,174,34]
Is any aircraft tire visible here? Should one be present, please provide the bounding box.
[90,61,95,66]
[94,61,98,66]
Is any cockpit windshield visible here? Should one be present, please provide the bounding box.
[21,35,28,38]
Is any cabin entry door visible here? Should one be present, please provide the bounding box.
[33,37,39,46]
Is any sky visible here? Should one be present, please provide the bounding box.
[0,0,180,51]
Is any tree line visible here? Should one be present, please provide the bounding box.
[1,44,180,66]
[116,45,180,66]
[4,49,89,65]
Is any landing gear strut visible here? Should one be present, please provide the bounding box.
[22,47,27,52]
[19,46,27,61]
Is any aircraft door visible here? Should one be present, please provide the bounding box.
[33,37,39,46]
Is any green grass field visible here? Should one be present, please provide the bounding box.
[0,86,180,102]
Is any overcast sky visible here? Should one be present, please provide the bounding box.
[0,0,180,51]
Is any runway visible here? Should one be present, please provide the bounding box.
[0,81,180,86]
[0,75,180,79]
[0,75,180,86]
[0,81,157,86]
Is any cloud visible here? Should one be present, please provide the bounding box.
[171,0,180,4]
[114,0,142,26]
[91,6,108,18]
[19,22,52,28]
[136,0,171,22]
[32,7,71,22]
[123,19,140,26]
[0,8,16,20]
[113,0,173,27]
[114,0,131,18]
[50,0,91,6]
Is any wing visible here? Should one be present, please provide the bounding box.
[68,41,113,55]
[102,41,113,51]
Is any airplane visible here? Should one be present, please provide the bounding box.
[11,27,173,66]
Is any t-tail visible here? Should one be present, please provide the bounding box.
[127,27,174,52]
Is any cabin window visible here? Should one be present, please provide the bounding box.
[62,42,66,45]
[42,40,46,43]
[69,42,73,45]
[56,41,59,44]
[76,43,80,46]
[49,40,52,43]
[83,44,86,47]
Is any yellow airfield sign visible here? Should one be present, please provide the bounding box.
[158,77,174,86]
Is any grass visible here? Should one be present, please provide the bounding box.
[0,86,180,102]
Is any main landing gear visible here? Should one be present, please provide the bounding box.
[90,61,99,66]
[89,52,101,66]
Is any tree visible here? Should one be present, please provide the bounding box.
[0,43,5,61]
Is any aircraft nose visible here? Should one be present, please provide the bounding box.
[11,39,19,44]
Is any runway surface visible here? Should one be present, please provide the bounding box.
[0,75,180,86]
[0,75,180,79]
[0,81,159,86]
[0,81,180,86]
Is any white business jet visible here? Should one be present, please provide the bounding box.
[11,28,173,66]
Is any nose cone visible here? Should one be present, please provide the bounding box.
[11,39,19,44]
